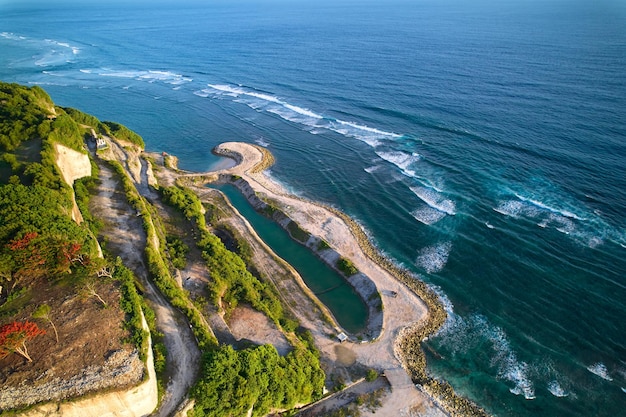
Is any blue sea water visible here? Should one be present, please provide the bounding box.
[1,0,625,415]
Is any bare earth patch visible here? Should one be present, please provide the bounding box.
[227,305,291,355]
[0,278,141,411]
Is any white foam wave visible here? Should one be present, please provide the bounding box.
[410,186,456,216]
[435,312,535,398]
[254,137,270,147]
[98,69,192,85]
[547,380,569,397]
[193,90,209,98]
[201,83,401,146]
[494,200,524,218]
[515,193,583,220]
[622,387,626,394]
[375,151,421,176]
[495,197,612,248]
[27,81,68,87]
[587,363,613,381]
[411,207,447,225]
[416,242,452,274]
[34,39,82,67]
[480,318,535,399]
[364,165,382,174]
[337,120,400,138]
[431,285,455,316]
[485,222,494,229]
[1,32,27,41]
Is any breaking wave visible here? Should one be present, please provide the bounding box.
[198,83,401,147]
[547,380,569,397]
[411,186,456,216]
[587,363,613,381]
[375,150,421,177]
[416,242,452,274]
[492,188,623,248]
[435,313,536,399]
[96,69,193,85]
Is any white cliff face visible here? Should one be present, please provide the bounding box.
[54,144,92,186]
[54,144,92,224]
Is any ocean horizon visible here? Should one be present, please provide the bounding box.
[1,0,625,415]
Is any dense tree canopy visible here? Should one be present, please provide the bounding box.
[0,183,93,295]
[191,344,324,417]
[0,83,53,151]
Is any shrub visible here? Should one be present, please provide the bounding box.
[336,257,358,276]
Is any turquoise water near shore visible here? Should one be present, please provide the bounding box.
[1,1,625,415]
[217,184,368,334]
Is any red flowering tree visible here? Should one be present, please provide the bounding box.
[0,321,45,362]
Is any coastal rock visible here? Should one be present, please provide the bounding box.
[0,349,142,411]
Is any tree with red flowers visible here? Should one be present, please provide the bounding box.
[0,321,45,362]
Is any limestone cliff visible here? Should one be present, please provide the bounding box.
[54,143,91,224]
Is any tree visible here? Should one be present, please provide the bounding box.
[80,278,108,308]
[0,321,45,362]
[32,304,58,343]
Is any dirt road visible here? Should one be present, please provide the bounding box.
[91,157,201,417]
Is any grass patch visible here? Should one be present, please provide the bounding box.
[317,239,331,251]
[286,221,310,243]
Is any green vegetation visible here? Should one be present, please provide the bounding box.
[286,220,310,243]
[1,82,329,416]
[0,82,153,366]
[0,184,96,298]
[161,186,207,228]
[166,235,189,269]
[102,121,145,148]
[159,184,326,415]
[198,231,285,322]
[0,83,53,152]
[317,239,331,251]
[365,368,379,382]
[336,257,358,276]
[32,304,58,343]
[190,344,324,417]
[115,260,150,361]
[161,186,288,325]
[62,107,102,130]
[46,112,86,151]
[74,174,104,236]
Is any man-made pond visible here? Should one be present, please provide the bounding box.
[217,184,368,334]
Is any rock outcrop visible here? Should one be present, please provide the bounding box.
[54,143,91,224]
[15,314,158,417]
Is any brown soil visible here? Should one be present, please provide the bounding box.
[0,276,135,409]
[228,305,291,355]
[334,345,357,367]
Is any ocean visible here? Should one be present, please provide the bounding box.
[1,0,625,415]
